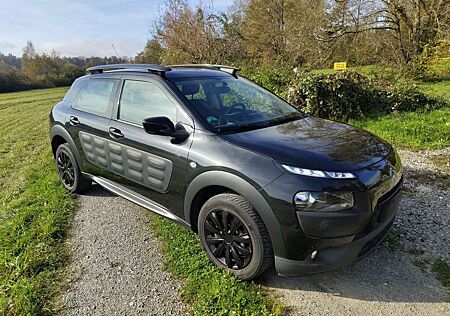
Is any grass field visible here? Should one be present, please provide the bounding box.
[351,108,450,150]
[0,87,75,315]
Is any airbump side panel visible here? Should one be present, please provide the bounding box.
[79,131,173,192]
[79,132,109,168]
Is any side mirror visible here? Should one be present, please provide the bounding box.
[143,116,175,136]
[142,116,190,142]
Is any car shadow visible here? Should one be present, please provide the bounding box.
[257,243,447,304]
[78,184,114,197]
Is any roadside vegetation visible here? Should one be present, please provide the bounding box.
[152,217,284,316]
[0,88,74,315]
[432,260,450,297]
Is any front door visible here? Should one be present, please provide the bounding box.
[106,77,193,219]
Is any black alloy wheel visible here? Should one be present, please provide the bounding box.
[198,193,273,280]
[57,150,75,189]
[204,209,253,269]
[55,143,91,193]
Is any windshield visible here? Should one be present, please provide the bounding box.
[170,76,302,133]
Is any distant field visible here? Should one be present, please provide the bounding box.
[0,87,75,315]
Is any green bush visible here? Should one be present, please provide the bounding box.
[0,63,84,93]
[287,71,445,122]
[385,79,442,112]
[241,66,291,96]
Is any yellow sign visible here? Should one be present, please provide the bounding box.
[334,62,347,71]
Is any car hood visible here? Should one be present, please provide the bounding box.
[220,116,391,171]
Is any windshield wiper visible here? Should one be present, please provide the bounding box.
[214,113,303,133]
[215,122,268,133]
[270,112,303,125]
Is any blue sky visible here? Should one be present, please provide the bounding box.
[0,0,233,57]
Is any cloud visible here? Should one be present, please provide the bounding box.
[37,36,144,58]
[0,40,18,54]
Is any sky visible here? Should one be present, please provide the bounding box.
[0,0,233,58]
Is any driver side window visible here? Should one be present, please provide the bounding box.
[119,80,177,125]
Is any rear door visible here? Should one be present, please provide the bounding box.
[106,75,194,219]
[66,76,120,177]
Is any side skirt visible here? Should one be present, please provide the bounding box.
[83,173,191,229]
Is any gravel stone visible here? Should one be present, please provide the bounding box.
[261,149,450,315]
[62,187,188,316]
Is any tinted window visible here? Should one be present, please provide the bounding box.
[74,79,118,116]
[119,80,177,125]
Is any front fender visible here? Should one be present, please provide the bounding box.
[184,170,287,258]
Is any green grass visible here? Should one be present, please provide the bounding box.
[151,217,284,316]
[418,78,450,101]
[350,108,450,150]
[432,260,450,297]
[0,87,75,315]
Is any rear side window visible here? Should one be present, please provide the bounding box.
[73,79,118,117]
[119,80,177,125]
[64,77,88,102]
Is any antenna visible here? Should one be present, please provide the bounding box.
[111,44,120,58]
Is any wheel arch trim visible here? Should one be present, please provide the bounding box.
[50,125,81,166]
[184,170,286,258]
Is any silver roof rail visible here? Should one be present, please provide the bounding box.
[86,64,171,75]
[168,64,241,75]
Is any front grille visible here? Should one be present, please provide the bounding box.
[358,219,394,257]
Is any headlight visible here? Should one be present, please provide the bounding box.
[294,191,354,212]
[282,165,355,179]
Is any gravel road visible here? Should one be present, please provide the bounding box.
[261,149,450,315]
[62,188,188,316]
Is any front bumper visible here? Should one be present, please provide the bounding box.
[275,177,402,276]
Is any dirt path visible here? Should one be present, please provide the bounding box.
[260,149,450,315]
[62,188,188,316]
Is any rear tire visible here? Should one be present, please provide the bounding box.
[198,193,273,280]
[55,143,91,193]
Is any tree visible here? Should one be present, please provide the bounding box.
[21,41,37,77]
[241,0,330,67]
[326,0,450,63]
[135,39,166,63]
[242,0,290,62]
[155,0,224,64]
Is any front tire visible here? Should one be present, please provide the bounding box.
[55,143,91,193]
[198,193,273,280]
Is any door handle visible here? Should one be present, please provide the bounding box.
[109,127,124,138]
[69,116,80,126]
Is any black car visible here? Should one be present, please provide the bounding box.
[49,64,403,280]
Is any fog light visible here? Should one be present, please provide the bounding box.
[311,250,318,260]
